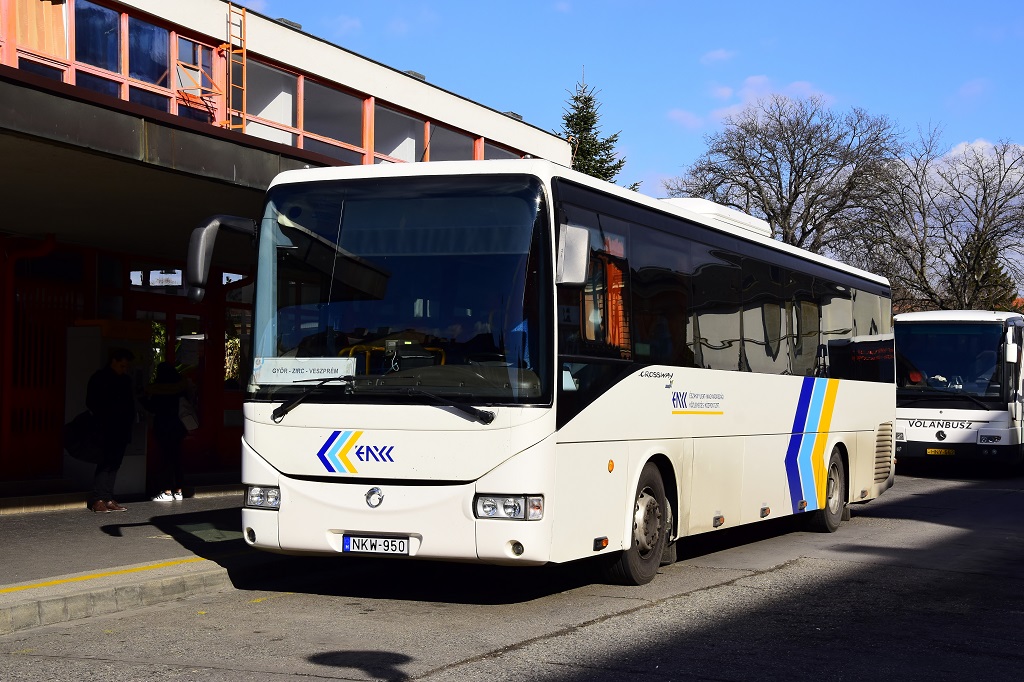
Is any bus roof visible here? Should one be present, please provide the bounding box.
[894,310,1024,324]
[269,158,890,289]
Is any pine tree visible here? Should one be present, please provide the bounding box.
[559,78,639,190]
[942,236,1019,310]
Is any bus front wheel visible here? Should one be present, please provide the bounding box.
[602,461,667,585]
[806,448,846,533]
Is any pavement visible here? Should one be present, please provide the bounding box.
[0,489,324,635]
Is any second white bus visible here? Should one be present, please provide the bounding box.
[895,310,1024,465]
[188,159,896,585]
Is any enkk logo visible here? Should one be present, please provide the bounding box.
[355,445,395,462]
[671,391,687,409]
[316,431,397,474]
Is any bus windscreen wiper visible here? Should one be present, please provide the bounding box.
[271,375,354,422]
[405,387,495,425]
[897,385,991,410]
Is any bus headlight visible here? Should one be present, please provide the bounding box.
[474,495,543,520]
[247,485,281,509]
[979,435,1002,444]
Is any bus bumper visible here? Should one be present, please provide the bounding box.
[895,440,1023,462]
[240,475,554,566]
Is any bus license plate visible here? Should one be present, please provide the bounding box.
[343,536,409,555]
[926,448,955,456]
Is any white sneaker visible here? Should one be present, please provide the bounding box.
[172,491,184,501]
[152,492,175,502]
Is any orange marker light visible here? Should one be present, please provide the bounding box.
[608,460,614,473]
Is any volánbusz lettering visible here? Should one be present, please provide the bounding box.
[906,420,973,429]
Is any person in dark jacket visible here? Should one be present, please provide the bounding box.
[142,362,189,502]
[86,348,136,513]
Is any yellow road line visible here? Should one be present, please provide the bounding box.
[0,557,208,595]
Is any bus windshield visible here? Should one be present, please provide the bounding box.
[250,174,551,405]
[895,322,1005,401]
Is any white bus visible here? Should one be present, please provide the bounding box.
[895,310,1024,465]
[188,159,896,585]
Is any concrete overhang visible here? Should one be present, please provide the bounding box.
[0,65,332,270]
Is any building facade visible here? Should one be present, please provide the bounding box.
[0,0,570,497]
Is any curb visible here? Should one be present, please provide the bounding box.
[0,558,234,636]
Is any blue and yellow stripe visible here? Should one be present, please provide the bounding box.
[315,430,361,474]
[784,377,839,513]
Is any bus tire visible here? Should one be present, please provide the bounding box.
[806,447,846,533]
[602,461,667,585]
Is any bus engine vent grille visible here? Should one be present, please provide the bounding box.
[874,422,894,482]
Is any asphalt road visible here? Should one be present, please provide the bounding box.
[2,461,1022,681]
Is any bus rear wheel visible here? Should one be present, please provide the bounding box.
[602,462,667,585]
[806,448,846,533]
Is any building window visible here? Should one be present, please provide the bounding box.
[178,105,214,124]
[176,36,214,96]
[130,268,185,295]
[76,70,120,98]
[375,105,423,162]
[427,124,473,161]
[128,17,169,87]
[246,60,297,145]
[302,138,364,165]
[303,80,362,148]
[129,86,170,112]
[18,57,65,81]
[15,0,68,59]
[74,0,119,73]
[485,142,520,160]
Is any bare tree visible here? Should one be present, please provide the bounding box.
[664,94,900,254]
[851,127,1024,311]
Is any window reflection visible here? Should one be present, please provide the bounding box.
[428,124,473,161]
[129,86,169,112]
[304,81,362,147]
[553,181,892,385]
[375,106,424,162]
[75,0,119,72]
[176,37,214,94]
[128,17,169,87]
[76,70,120,98]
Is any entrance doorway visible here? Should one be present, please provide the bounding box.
[128,265,252,488]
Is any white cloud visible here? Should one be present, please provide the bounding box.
[386,8,439,37]
[956,78,991,101]
[332,15,363,37]
[710,84,732,100]
[708,103,746,124]
[945,78,993,115]
[706,75,771,121]
[668,109,703,130]
[947,138,995,157]
[700,49,736,65]
[387,17,411,36]
[706,76,834,122]
[782,80,834,105]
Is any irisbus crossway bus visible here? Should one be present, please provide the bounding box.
[187,159,896,585]
[895,310,1024,465]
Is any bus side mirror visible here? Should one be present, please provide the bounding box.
[186,215,256,302]
[556,223,589,286]
[1006,342,1019,364]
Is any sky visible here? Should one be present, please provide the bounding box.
[235,0,1024,196]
